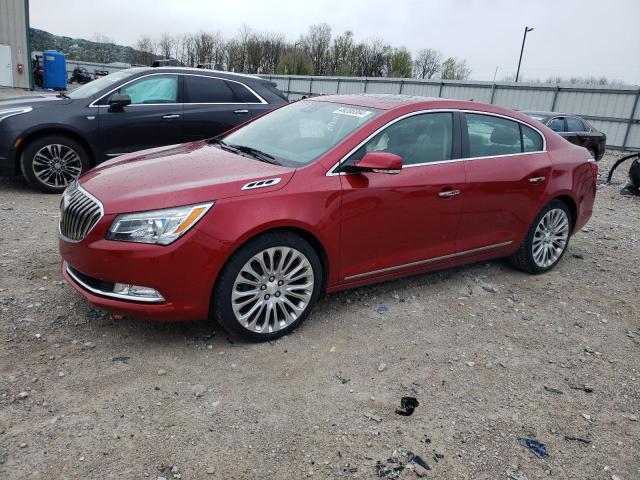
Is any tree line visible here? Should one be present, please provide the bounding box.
[128,24,472,80]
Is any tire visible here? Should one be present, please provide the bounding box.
[21,135,90,194]
[509,199,573,274]
[213,232,323,342]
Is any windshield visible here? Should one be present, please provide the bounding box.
[67,69,147,100]
[222,100,381,167]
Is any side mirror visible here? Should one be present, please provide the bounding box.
[345,151,403,174]
[108,93,131,112]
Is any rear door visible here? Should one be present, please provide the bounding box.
[458,112,550,252]
[338,111,465,282]
[182,74,250,139]
[97,73,184,157]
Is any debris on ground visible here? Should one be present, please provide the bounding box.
[375,449,431,479]
[377,305,389,314]
[518,437,549,459]
[395,397,420,416]
[543,385,563,394]
[364,412,382,423]
[111,356,130,364]
[564,435,591,444]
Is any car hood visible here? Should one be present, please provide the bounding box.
[0,95,68,109]
[79,141,295,214]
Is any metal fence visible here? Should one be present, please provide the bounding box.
[261,75,640,151]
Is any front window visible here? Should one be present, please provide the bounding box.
[67,68,145,100]
[347,112,453,166]
[98,75,178,105]
[222,101,381,168]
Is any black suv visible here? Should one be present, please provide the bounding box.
[0,67,288,192]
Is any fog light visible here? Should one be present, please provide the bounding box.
[113,283,165,301]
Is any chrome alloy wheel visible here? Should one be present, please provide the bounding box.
[532,208,570,268]
[32,144,82,188]
[231,247,315,334]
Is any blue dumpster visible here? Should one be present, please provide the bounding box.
[43,50,67,90]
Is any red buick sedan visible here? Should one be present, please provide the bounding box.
[59,95,597,341]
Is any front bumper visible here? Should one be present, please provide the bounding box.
[59,218,231,322]
[0,129,19,177]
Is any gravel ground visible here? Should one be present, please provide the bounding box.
[0,152,638,480]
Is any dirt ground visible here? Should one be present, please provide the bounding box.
[0,151,638,480]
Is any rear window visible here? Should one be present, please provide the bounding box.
[566,117,588,132]
[466,113,522,157]
[184,76,235,103]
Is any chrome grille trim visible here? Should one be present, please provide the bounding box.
[58,183,104,243]
[241,177,281,190]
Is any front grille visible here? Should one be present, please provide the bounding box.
[59,183,103,242]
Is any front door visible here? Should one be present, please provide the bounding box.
[97,73,184,158]
[338,111,465,283]
[457,112,551,252]
[0,44,13,87]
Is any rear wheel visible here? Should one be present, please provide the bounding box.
[509,199,572,274]
[213,232,322,342]
[21,135,90,193]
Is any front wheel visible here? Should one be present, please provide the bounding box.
[213,232,323,342]
[21,135,90,193]
[509,200,572,274]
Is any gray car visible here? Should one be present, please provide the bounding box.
[0,67,288,193]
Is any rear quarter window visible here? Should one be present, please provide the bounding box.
[521,124,544,152]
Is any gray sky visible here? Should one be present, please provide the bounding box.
[29,0,640,84]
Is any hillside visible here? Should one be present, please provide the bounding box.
[29,28,152,65]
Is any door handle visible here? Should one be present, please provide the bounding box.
[233,109,249,114]
[438,189,461,198]
[529,176,546,184]
[162,114,181,119]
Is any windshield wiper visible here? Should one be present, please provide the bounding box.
[227,144,281,165]
[209,138,242,154]
[57,92,70,99]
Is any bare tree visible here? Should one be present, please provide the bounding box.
[158,33,174,59]
[132,35,155,65]
[92,33,114,63]
[303,23,332,75]
[413,48,442,79]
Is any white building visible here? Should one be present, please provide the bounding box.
[0,0,31,89]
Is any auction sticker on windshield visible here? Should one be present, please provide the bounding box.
[333,107,373,118]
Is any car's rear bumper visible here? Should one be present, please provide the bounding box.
[59,224,230,322]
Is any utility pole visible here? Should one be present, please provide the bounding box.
[515,26,534,82]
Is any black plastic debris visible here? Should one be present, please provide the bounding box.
[519,437,549,459]
[54,314,68,323]
[544,385,563,394]
[336,373,350,384]
[395,397,419,416]
[564,435,591,444]
[112,356,130,364]
[407,452,431,470]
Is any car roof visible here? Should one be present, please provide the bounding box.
[148,66,267,83]
[522,110,572,118]
[307,94,459,110]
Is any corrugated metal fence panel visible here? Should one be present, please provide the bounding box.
[338,79,365,94]
[626,124,640,147]
[400,82,441,97]
[263,75,640,150]
[289,77,312,95]
[493,87,555,111]
[441,85,492,103]
[589,120,629,147]
[555,90,636,118]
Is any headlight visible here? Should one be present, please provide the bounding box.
[0,107,33,123]
[106,202,214,245]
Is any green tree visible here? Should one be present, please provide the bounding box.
[389,47,412,78]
